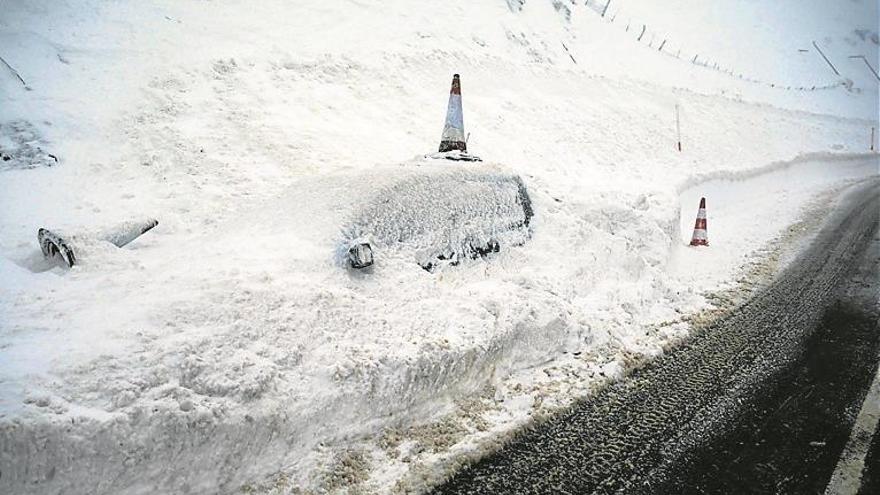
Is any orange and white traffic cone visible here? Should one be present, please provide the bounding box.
[439,74,467,153]
[689,197,708,246]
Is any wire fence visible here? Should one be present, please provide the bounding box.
[580,0,846,93]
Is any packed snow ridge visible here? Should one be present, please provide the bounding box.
[0,0,878,493]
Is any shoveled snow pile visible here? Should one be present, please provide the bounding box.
[0,0,878,493]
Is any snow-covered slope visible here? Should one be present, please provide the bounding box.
[0,1,878,493]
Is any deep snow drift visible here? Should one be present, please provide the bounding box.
[1,0,878,493]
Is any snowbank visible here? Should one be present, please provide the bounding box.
[1,0,878,493]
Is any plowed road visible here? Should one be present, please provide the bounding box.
[435,179,880,495]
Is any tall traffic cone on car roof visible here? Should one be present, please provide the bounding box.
[439,74,467,153]
[689,198,709,246]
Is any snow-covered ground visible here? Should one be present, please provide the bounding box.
[1,1,878,493]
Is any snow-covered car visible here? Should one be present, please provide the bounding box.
[339,163,533,271]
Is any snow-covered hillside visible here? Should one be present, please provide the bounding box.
[1,1,878,493]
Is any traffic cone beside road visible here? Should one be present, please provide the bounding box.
[689,197,709,246]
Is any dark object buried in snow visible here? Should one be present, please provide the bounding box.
[429,150,483,162]
[342,167,533,271]
[38,228,78,267]
[348,242,374,269]
[0,120,59,171]
[39,218,159,268]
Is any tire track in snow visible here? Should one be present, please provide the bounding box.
[432,179,880,494]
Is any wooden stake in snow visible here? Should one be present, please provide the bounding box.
[675,104,682,152]
[849,55,880,81]
[812,41,840,76]
[0,55,27,87]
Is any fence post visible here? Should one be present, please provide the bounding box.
[812,41,840,76]
[849,55,880,81]
[0,55,27,87]
[872,127,876,152]
[675,104,682,152]
[864,57,880,81]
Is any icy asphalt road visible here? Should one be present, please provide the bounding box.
[433,179,880,495]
